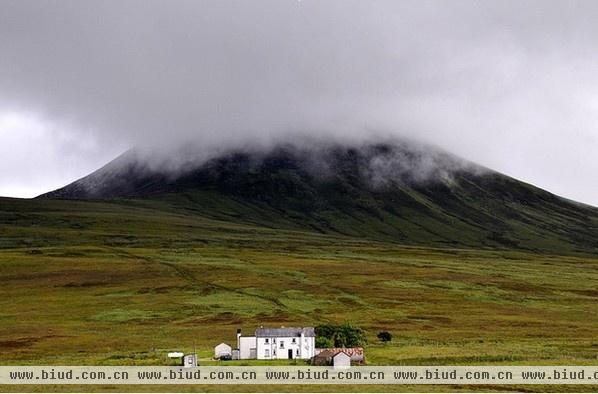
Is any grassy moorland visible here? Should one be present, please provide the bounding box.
[41,144,598,255]
[1,196,597,392]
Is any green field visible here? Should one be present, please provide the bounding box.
[1,196,597,392]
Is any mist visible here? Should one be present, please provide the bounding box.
[1,0,598,205]
[124,134,484,186]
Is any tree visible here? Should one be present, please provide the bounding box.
[315,322,367,348]
[377,331,392,343]
[336,322,366,347]
[315,336,333,348]
[315,324,337,340]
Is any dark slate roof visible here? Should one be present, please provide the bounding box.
[255,327,315,337]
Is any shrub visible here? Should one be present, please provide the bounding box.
[315,336,333,348]
[315,322,366,347]
[377,331,392,342]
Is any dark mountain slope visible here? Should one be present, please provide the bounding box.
[39,140,598,254]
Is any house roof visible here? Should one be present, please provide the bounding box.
[255,327,315,337]
[316,347,364,358]
[333,352,351,360]
[313,349,336,359]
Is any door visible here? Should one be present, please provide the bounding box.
[288,349,293,359]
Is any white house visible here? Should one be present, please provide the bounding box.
[237,327,315,360]
[214,342,232,359]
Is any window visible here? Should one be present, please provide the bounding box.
[265,338,269,344]
[280,341,284,348]
[292,338,296,344]
[296,349,300,356]
[265,349,270,357]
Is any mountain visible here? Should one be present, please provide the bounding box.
[39,139,598,254]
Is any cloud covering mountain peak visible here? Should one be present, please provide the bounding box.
[1,0,598,204]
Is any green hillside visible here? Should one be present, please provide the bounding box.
[40,141,598,255]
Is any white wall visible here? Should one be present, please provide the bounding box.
[238,336,256,360]
[333,352,351,368]
[256,336,315,360]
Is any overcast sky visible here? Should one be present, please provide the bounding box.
[1,0,597,205]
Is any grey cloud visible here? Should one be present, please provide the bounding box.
[1,0,598,204]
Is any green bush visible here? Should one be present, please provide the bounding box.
[377,331,392,342]
[315,336,333,348]
[315,322,366,347]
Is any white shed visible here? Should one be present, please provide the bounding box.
[333,352,351,368]
[214,342,232,358]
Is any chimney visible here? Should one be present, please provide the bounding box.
[236,328,242,349]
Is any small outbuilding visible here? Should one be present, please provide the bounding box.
[312,349,336,366]
[315,347,364,363]
[214,342,232,359]
[312,348,364,366]
[332,352,351,368]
